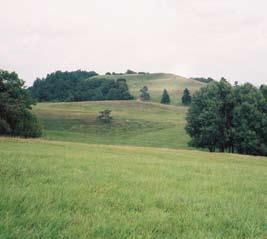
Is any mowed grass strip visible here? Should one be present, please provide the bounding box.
[0,138,266,238]
[33,101,190,149]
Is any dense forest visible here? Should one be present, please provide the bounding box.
[186,78,267,156]
[0,70,42,137]
[29,70,134,102]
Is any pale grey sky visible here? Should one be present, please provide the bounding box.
[1,0,267,86]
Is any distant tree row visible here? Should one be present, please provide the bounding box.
[29,70,134,102]
[139,86,192,105]
[186,78,267,156]
[191,77,215,83]
[0,70,42,138]
[105,70,149,76]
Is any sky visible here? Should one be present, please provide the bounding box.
[1,0,267,86]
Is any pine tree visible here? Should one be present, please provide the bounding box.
[160,89,170,104]
[140,86,150,101]
[182,88,192,105]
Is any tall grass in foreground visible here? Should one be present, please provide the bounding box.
[0,138,266,238]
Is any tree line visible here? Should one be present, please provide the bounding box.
[0,70,42,138]
[186,78,267,156]
[29,70,134,102]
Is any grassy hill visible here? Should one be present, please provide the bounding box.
[93,73,205,105]
[1,82,266,238]
[33,101,190,149]
[0,138,266,238]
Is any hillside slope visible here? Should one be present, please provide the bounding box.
[93,73,205,104]
[33,101,190,149]
[0,138,266,238]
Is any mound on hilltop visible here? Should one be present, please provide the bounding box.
[93,73,205,105]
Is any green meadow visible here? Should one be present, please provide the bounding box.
[0,138,266,238]
[33,101,190,149]
[1,77,267,238]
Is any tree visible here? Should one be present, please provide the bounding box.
[181,88,192,105]
[186,78,267,156]
[0,70,42,138]
[140,86,150,101]
[260,84,267,100]
[232,83,267,155]
[191,77,215,83]
[186,79,235,153]
[160,89,170,104]
[97,110,112,123]
[126,69,137,74]
[29,71,133,102]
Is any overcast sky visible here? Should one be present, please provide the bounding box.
[1,0,267,86]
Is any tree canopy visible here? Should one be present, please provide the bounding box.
[191,77,215,83]
[29,70,134,102]
[140,86,150,101]
[0,70,42,138]
[186,78,267,156]
[182,88,192,105]
[160,89,170,104]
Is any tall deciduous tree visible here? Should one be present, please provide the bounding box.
[186,78,267,156]
[0,70,42,137]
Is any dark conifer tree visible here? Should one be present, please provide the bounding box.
[160,89,171,104]
[182,88,192,105]
[140,86,150,101]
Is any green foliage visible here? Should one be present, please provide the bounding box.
[186,79,267,156]
[260,84,267,99]
[181,88,192,105]
[0,70,42,138]
[126,69,137,74]
[160,89,170,104]
[29,71,133,102]
[140,86,150,101]
[97,109,112,123]
[191,77,215,83]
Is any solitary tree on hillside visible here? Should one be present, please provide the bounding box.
[97,109,112,123]
[182,88,192,105]
[160,89,171,104]
[140,86,150,101]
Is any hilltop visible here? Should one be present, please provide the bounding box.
[93,73,205,105]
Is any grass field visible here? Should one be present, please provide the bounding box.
[33,100,191,149]
[2,91,267,238]
[0,138,266,238]
[93,73,205,105]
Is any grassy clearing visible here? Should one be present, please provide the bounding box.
[0,138,266,238]
[33,101,191,149]
[93,73,204,105]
